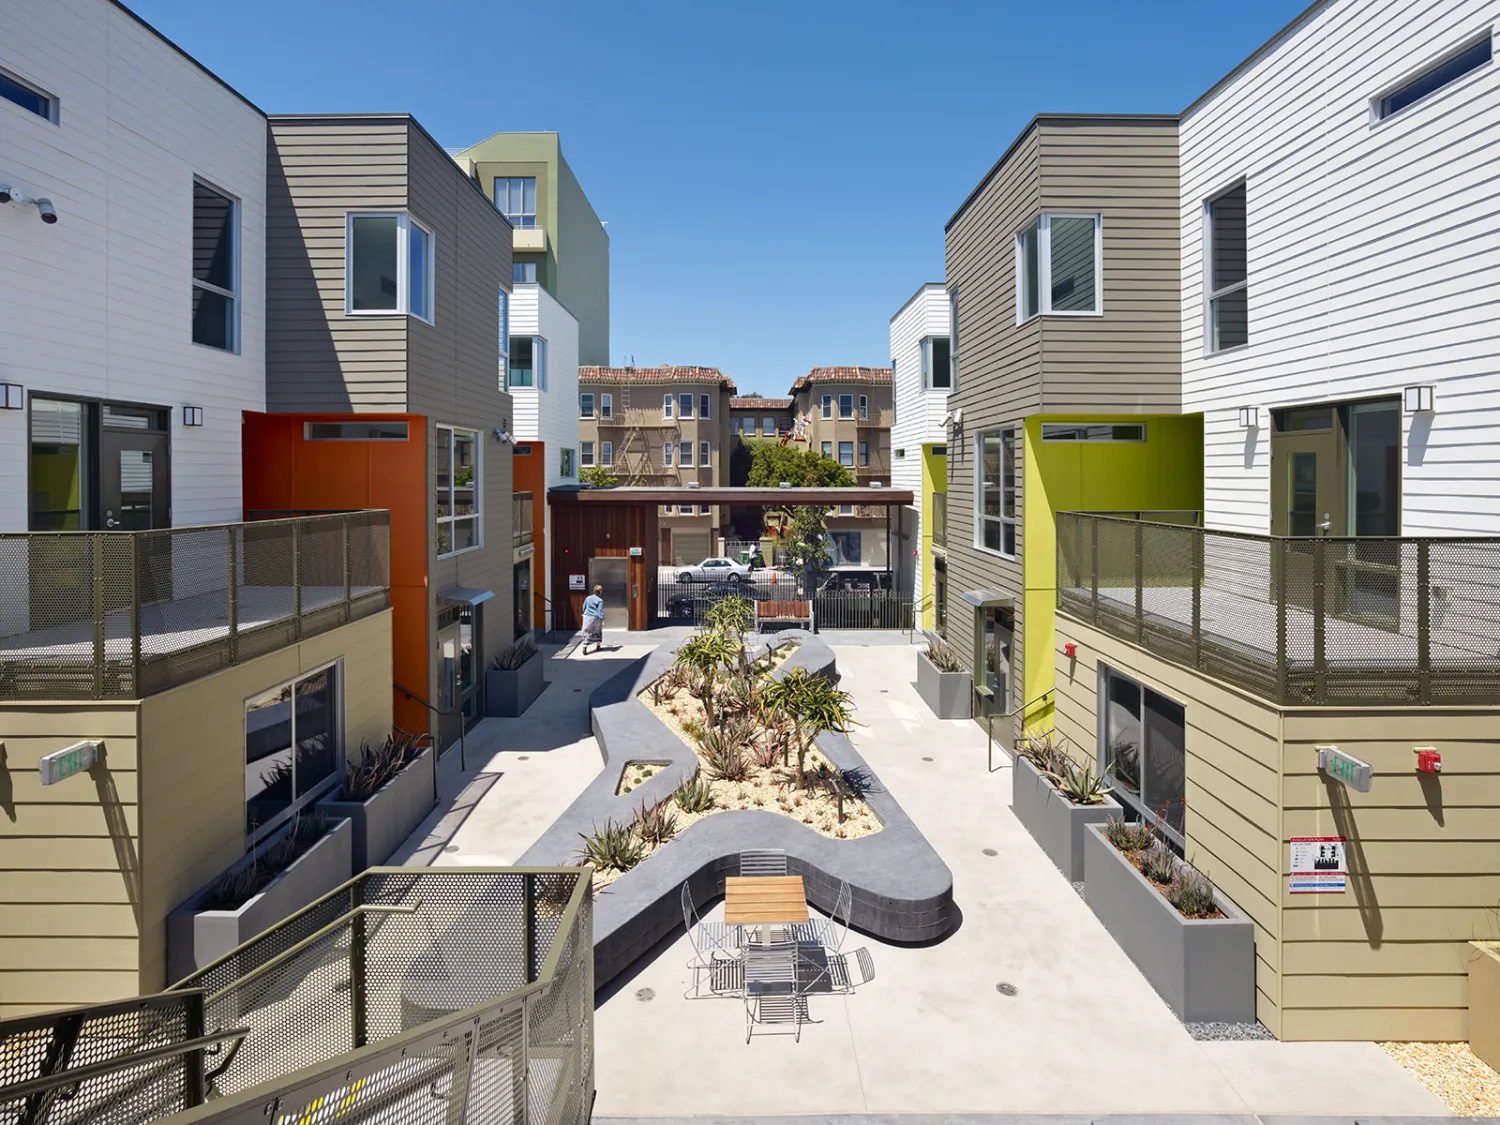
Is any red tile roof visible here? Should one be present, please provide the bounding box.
[788,366,893,392]
[579,365,737,391]
[730,396,793,410]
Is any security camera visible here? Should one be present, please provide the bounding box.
[36,199,56,224]
[0,185,11,204]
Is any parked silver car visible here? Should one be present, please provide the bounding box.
[675,556,752,583]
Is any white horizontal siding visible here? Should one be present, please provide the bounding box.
[889,284,952,493]
[1181,0,1500,536]
[0,0,267,531]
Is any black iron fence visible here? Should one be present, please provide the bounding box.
[0,867,593,1125]
[1057,511,1500,706]
[655,574,912,630]
[0,511,390,701]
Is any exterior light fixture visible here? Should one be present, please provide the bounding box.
[1238,406,1258,429]
[1,383,23,410]
[1403,384,1435,413]
[779,481,791,488]
[182,406,204,426]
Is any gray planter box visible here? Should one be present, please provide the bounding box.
[166,817,353,986]
[915,650,971,719]
[321,746,436,871]
[1012,755,1121,882]
[1082,822,1255,1023]
[485,651,545,717]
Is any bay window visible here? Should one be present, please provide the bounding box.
[347,212,434,322]
[1016,214,1102,321]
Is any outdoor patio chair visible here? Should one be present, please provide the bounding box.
[793,879,851,953]
[743,940,811,1043]
[821,946,876,995]
[682,881,740,999]
[739,849,787,877]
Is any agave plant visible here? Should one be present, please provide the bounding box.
[698,728,750,782]
[1054,760,1113,806]
[924,639,966,673]
[673,773,715,814]
[575,820,645,873]
[634,797,678,847]
[1103,817,1154,853]
[1017,730,1072,779]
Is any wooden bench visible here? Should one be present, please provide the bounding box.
[756,599,813,632]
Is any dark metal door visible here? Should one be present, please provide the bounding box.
[101,430,169,530]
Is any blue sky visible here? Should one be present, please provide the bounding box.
[132,0,1306,395]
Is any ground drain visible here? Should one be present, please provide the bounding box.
[982,848,998,857]
[996,982,1018,996]
[635,988,655,1002]
[444,845,459,853]
[922,756,934,762]
[518,755,530,760]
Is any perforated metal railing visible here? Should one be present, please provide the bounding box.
[0,868,593,1125]
[1056,511,1500,706]
[0,512,390,701]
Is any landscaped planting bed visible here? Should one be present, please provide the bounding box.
[615,761,670,796]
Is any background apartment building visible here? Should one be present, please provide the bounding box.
[729,395,795,442]
[890,284,954,629]
[578,365,735,564]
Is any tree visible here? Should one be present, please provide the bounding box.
[579,466,618,488]
[746,444,855,592]
[673,629,741,723]
[761,667,857,790]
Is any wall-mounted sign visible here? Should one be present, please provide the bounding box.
[569,574,586,591]
[1290,836,1347,893]
[40,740,100,785]
[1317,745,1371,792]
[629,546,643,557]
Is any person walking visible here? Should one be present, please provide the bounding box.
[580,584,606,654]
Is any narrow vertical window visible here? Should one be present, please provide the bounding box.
[679,392,694,419]
[663,394,673,418]
[498,289,509,388]
[601,393,613,419]
[1206,182,1248,352]
[948,289,960,390]
[700,393,711,419]
[976,429,1017,556]
[192,180,238,351]
[579,393,595,419]
[821,395,832,419]
[839,394,854,419]
[663,441,674,467]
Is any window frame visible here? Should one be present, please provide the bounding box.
[345,211,435,324]
[858,394,869,420]
[948,288,960,390]
[762,416,775,437]
[821,395,833,419]
[663,441,674,467]
[580,440,595,468]
[0,66,58,123]
[579,393,595,419]
[1040,423,1147,443]
[679,440,695,467]
[677,392,695,419]
[244,660,343,848]
[839,393,854,419]
[699,393,711,419]
[1203,180,1249,356]
[974,427,1018,559]
[663,394,673,418]
[1373,29,1494,123]
[921,336,952,390]
[192,177,241,353]
[1014,213,1104,323]
[560,447,575,478]
[700,439,710,465]
[435,423,482,558]
[601,393,613,420]
[858,440,870,466]
[601,441,613,467]
[498,289,509,383]
[838,440,854,467]
[1096,664,1186,846]
[821,441,833,459]
[494,176,537,228]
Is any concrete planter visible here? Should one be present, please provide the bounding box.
[916,650,971,719]
[485,651,545,717]
[1082,822,1255,1023]
[320,746,436,871]
[166,817,353,985]
[1469,942,1500,1070]
[1012,755,1120,882]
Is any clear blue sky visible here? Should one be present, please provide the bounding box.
[132,0,1305,395]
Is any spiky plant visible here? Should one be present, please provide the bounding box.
[1166,866,1219,918]
[699,729,750,782]
[634,797,678,847]
[924,639,965,673]
[1138,840,1179,885]
[1054,760,1113,806]
[1103,817,1154,853]
[673,773,715,813]
[760,666,858,790]
[703,593,756,635]
[575,820,645,873]
[491,634,539,671]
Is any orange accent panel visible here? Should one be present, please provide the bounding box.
[513,442,548,629]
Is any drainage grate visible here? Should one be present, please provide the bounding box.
[444,845,460,853]
[982,848,998,857]
[996,982,1018,996]
[922,756,934,762]
[518,755,530,760]
[635,988,656,1002]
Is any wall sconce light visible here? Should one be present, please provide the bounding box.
[1,383,23,410]
[182,406,204,427]
[1403,384,1435,413]
[1238,406,1258,429]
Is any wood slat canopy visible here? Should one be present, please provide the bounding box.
[548,486,915,505]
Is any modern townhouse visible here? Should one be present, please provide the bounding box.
[452,132,610,365]
[577,366,735,564]
[788,367,895,567]
[942,114,1197,736]
[1048,1,1500,1042]
[0,0,393,1014]
[890,284,954,629]
[244,114,513,751]
[729,395,796,443]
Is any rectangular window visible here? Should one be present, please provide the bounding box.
[536,337,548,390]
[680,504,696,516]
[1377,33,1493,120]
[192,180,239,351]
[560,448,574,478]
[29,398,88,531]
[494,176,537,228]
[305,421,409,441]
[580,441,595,467]
[821,441,833,459]
[498,290,509,380]
[245,664,341,845]
[0,67,57,122]
[700,440,710,465]
[838,441,854,467]
[839,394,854,419]
[921,337,952,390]
[663,441,674,467]
[837,504,855,517]
[1041,423,1147,442]
[831,530,861,565]
[663,394,673,418]
[1206,182,1248,352]
[347,212,434,323]
[700,394,711,419]
[976,429,1017,557]
[762,416,775,437]
[821,395,833,419]
[948,289,960,389]
[1016,214,1102,321]
[509,337,535,388]
[1099,666,1186,841]
[601,441,613,467]
[513,260,537,284]
[858,395,869,420]
[858,441,870,466]
[435,424,481,557]
[579,393,595,419]
[601,393,613,420]
[679,441,694,467]
[679,392,695,419]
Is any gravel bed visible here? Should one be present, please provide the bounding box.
[1380,1040,1500,1116]
[1186,1020,1275,1041]
[1071,880,1086,899]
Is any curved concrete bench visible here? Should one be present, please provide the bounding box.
[516,632,956,988]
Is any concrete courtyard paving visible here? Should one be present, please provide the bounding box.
[399,630,1447,1118]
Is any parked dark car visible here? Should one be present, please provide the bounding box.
[817,568,894,593]
[665,582,771,620]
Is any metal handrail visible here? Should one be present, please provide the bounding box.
[981,686,1054,773]
[0,1027,251,1102]
[396,681,467,772]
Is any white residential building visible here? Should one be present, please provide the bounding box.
[1181,0,1500,537]
[507,281,579,630]
[0,0,267,533]
[889,282,953,630]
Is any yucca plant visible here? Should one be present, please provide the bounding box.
[924,639,965,673]
[673,773,715,814]
[1103,817,1154,853]
[761,666,858,790]
[491,634,539,671]
[634,797,678,847]
[1054,760,1113,806]
[699,728,750,781]
[703,593,756,635]
[575,820,645,872]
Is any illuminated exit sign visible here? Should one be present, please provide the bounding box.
[39,741,100,785]
[1317,745,1371,793]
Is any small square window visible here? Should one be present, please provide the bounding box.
[347,212,434,324]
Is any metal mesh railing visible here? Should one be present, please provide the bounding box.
[0,512,390,701]
[655,574,911,630]
[0,868,592,1125]
[1057,511,1500,706]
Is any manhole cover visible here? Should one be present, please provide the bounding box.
[880,689,889,693]
[444,845,459,853]
[982,848,998,857]
[996,982,1018,996]
[922,756,934,762]
[635,988,655,1002]
[518,755,530,760]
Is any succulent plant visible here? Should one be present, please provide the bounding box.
[575,820,645,873]
[673,773,715,813]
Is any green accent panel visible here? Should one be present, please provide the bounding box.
[919,444,947,629]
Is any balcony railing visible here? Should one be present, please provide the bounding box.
[932,492,947,547]
[1056,511,1500,706]
[514,491,535,547]
[0,511,390,702]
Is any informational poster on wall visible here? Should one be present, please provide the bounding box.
[1289,836,1347,893]
[569,574,587,591]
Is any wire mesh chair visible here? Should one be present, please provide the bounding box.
[743,940,811,1043]
[793,879,851,952]
[739,849,788,877]
[682,880,740,999]
[826,946,876,993]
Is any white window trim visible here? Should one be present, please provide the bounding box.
[580,441,595,467]
[1370,28,1495,125]
[858,395,869,420]
[700,440,710,465]
[680,441,695,467]
[974,428,1017,560]
[192,176,241,354]
[1202,182,1248,357]
[601,441,613,467]
[436,424,483,558]
[920,336,953,392]
[699,393,712,419]
[244,659,343,847]
[498,290,510,375]
[663,394,673,418]
[948,288,960,391]
[346,212,436,324]
[838,441,854,467]
[1015,213,1104,324]
[601,393,613,419]
[839,393,854,419]
[821,395,833,419]
[579,392,595,419]
[663,441,674,467]
[536,336,548,390]
[679,392,695,419]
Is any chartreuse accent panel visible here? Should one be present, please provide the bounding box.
[920,443,947,629]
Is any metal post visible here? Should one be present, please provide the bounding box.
[1313,538,1327,704]
[349,880,367,1049]
[523,874,537,984]
[1275,540,1288,703]
[1090,518,1100,625]
[183,991,207,1108]
[1134,519,1145,645]
[1191,527,1203,671]
[292,519,303,640]
[342,515,352,624]
[92,536,105,699]
[1417,540,1431,704]
[130,535,142,695]
[227,527,239,665]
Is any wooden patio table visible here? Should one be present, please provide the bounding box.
[724,875,809,944]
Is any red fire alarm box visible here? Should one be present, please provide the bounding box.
[1063,642,1078,658]
[1415,747,1441,774]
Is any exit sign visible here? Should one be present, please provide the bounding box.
[40,741,100,785]
[1317,745,1371,793]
